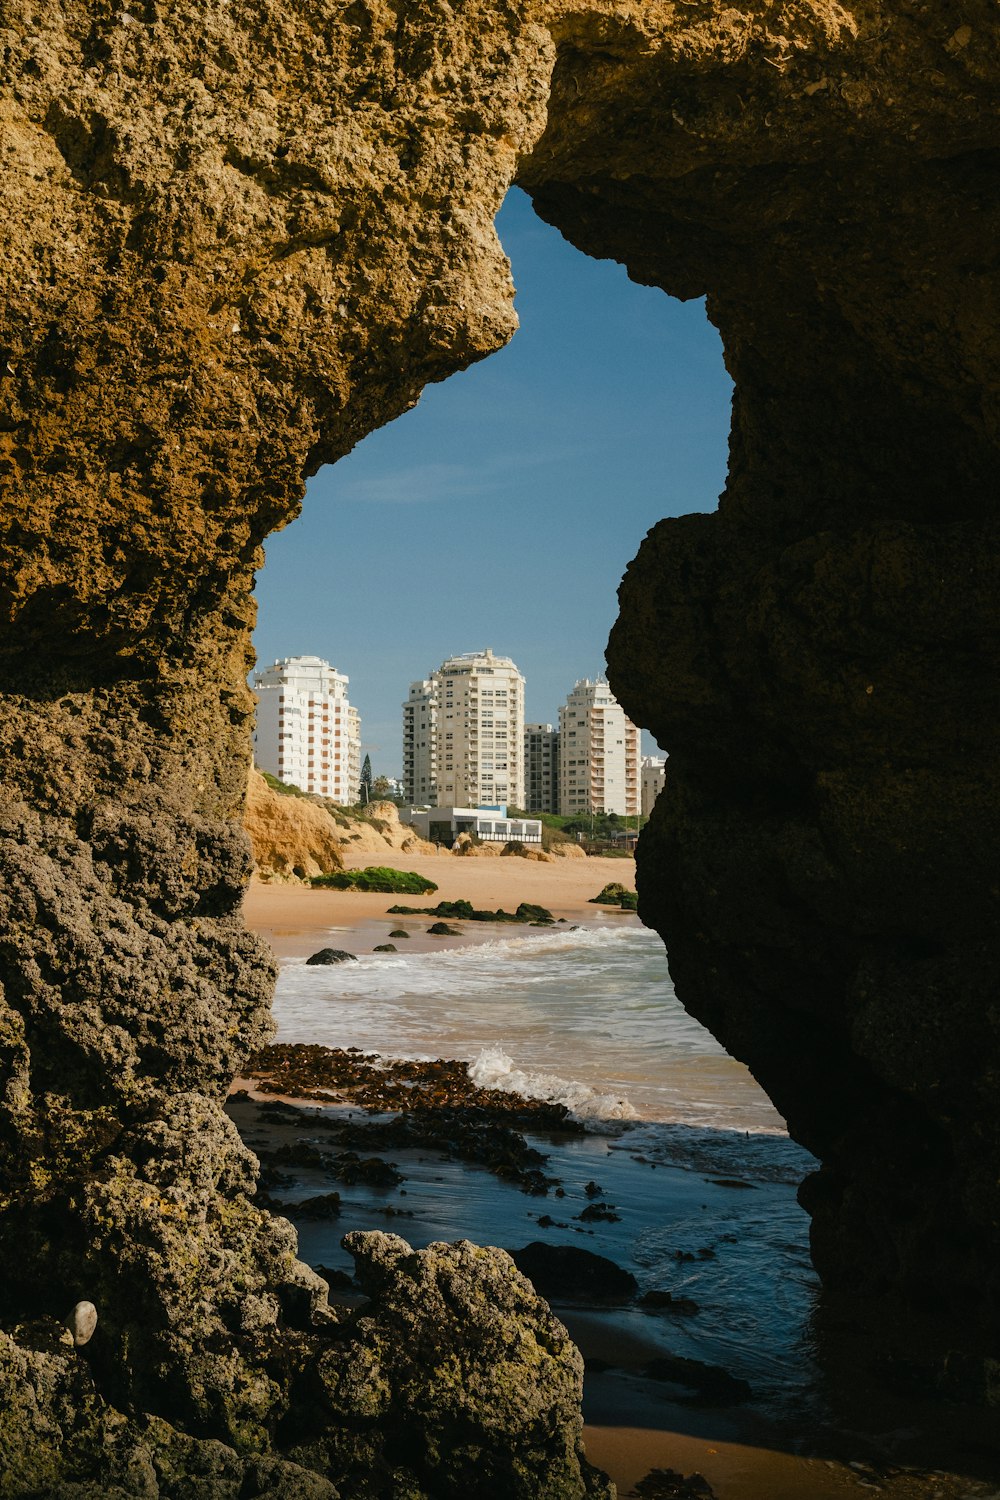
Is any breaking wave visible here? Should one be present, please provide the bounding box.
[467,1044,639,1127]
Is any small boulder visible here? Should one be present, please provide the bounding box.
[577,1201,621,1223]
[630,1469,717,1499]
[373,943,397,953]
[638,1289,700,1316]
[515,901,554,923]
[509,1242,638,1303]
[643,1354,751,1405]
[388,929,410,939]
[305,948,358,965]
[427,921,460,935]
[283,1192,343,1220]
[331,1232,615,1498]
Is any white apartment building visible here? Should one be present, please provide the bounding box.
[345,703,362,802]
[641,755,667,816]
[558,677,640,817]
[253,655,361,803]
[403,648,525,809]
[524,723,560,814]
[402,678,438,806]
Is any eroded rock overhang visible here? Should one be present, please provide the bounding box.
[1,0,998,1487]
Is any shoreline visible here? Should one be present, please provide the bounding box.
[244,852,638,958]
[240,879,1000,1500]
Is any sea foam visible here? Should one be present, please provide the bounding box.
[468,1044,639,1127]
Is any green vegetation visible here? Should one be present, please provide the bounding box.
[387,899,555,925]
[311,867,438,894]
[261,771,311,798]
[358,753,373,803]
[589,882,638,911]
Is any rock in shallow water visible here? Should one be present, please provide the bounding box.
[301,1231,614,1499]
[305,948,358,965]
[510,1242,639,1304]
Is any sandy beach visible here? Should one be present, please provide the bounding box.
[239,865,1000,1500]
[244,852,638,958]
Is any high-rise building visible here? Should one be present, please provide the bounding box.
[524,723,560,814]
[403,648,525,809]
[346,703,362,801]
[402,678,438,806]
[558,677,640,817]
[253,655,361,803]
[641,755,667,816]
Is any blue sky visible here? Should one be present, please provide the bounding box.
[252,188,733,776]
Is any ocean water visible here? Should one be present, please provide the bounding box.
[271,922,796,1140]
[262,919,821,1419]
[255,921,1000,1493]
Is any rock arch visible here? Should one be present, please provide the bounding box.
[1,0,997,1485]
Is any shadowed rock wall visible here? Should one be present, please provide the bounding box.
[537,2,1000,1358]
[1,0,998,1487]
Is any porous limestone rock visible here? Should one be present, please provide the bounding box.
[0,0,592,1487]
[452,833,503,857]
[302,1232,613,1500]
[558,3,1000,1348]
[0,1323,341,1499]
[332,800,438,859]
[1,0,999,1486]
[547,842,587,860]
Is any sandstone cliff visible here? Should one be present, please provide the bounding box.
[1,0,998,1488]
[245,776,436,880]
[245,770,345,881]
[332,798,438,859]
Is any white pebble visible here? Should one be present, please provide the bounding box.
[65,1300,98,1347]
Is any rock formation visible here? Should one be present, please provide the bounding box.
[335,799,438,860]
[0,0,997,1487]
[245,777,434,881]
[583,3,1000,1365]
[245,770,346,881]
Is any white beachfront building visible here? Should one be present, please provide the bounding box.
[558,677,640,818]
[641,755,667,816]
[407,806,542,847]
[402,648,525,809]
[253,655,361,803]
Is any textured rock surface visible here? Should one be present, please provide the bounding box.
[0,1234,609,1498]
[298,1233,611,1499]
[1,0,998,1486]
[0,0,572,1487]
[332,799,438,860]
[576,0,1000,1346]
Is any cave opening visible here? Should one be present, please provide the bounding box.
[251,186,733,759]
[244,186,838,1488]
[5,2,1000,1491]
